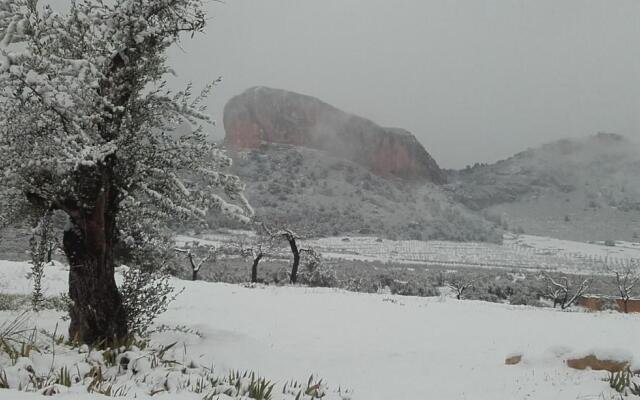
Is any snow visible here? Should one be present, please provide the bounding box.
[0,260,639,399]
[0,261,68,296]
[512,234,640,261]
[164,283,640,399]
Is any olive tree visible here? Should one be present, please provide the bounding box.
[0,0,251,343]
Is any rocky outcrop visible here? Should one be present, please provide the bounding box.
[224,87,446,183]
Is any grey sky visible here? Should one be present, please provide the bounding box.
[167,0,640,168]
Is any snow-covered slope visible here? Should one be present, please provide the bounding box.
[1,261,639,399]
[221,143,502,242]
[448,133,640,242]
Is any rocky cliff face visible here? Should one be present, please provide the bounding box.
[224,87,446,183]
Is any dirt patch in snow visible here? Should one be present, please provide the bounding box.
[505,355,522,365]
[566,355,629,372]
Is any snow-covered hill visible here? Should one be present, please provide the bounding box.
[448,133,640,242]
[1,261,639,399]
[221,143,502,242]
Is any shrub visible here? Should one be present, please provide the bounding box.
[509,293,544,307]
[42,294,72,313]
[371,273,438,297]
[609,368,640,395]
[0,294,29,311]
[390,281,438,297]
[0,293,70,312]
[28,211,57,311]
[297,255,339,288]
[120,268,182,336]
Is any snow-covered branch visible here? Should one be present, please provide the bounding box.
[544,274,591,310]
[611,264,640,313]
[0,0,252,230]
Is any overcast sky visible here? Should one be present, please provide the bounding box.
[167,0,640,168]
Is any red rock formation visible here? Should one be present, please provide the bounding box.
[224,87,446,183]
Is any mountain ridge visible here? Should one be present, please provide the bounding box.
[221,86,639,243]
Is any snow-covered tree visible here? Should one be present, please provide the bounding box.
[261,223,306,284]
[543,274,591,310]
[236,230,275,283]
[611,265,639,313]
[175,240,240,281]
[445,274,476,300]
[245,242,266,284]
[0,0,252,343]
[176,241,214,281]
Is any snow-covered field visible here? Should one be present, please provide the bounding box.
[513,234,640,260]
[185,232,640,275]
[1,260,639,399]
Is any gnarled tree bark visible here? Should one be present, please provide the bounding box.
[62,178,126,344]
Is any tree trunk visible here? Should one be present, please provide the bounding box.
[251,253,263,283]
[63,188,127,345]
[46,244,53,263]
[187,254,199,281]
[287,238,300,284]
[560,294,568,310]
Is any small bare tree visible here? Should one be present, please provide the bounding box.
[237,238,274,283]
[261,223,305,284]
[175,242,217,281]
[234,226,278,283]
[445,275,476,300]
[612,265,639,313]
[544,274,591,310]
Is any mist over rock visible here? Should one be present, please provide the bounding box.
[224,87,446,183]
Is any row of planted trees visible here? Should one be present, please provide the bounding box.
[445,267,639,312]
[540,268,639,312]
[174,223,319,284]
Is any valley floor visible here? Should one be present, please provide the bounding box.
[0,261,639,399]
